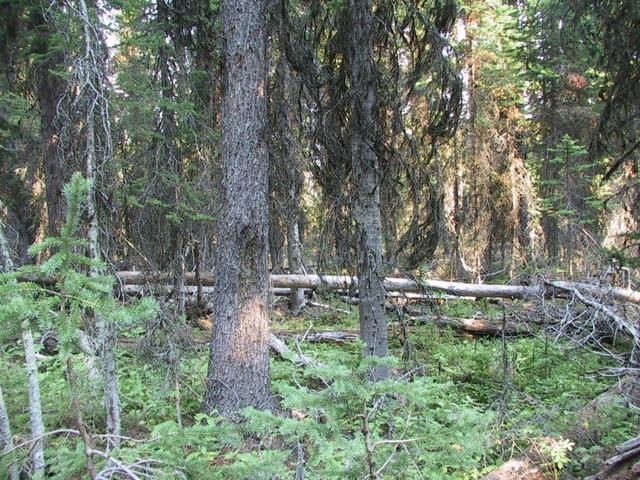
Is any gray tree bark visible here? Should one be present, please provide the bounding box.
[203,0,274,415]
[76,0,122,450]
[2,209,42,478]
[271,45,306,315]
[22,324,45,477]
[287,220,306,315]
[0,205,13,273]
[0,221,18,479]
[348,0,389,381]
[0,385,19,480]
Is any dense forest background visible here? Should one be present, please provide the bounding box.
[0,0,639,478]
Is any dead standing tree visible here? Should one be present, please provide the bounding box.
[52,0,122,448]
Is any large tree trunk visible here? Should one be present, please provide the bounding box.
[203,0,274,415]
[348,0,388,381]
[36,29,68,237]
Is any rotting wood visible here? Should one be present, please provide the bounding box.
[410,316,528,336]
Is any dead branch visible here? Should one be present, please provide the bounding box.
[545,280,638,343]
[586,435,640,480]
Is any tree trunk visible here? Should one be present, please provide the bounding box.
[22,324,45,477]
[34,7,69,238]
[95,315,120,450]
[0,205,13,273]
[0,226,18,480]
[76,0,122,449]
[348,0,388,381]
[0,384,18,480]
[204,0,274,415]
[287,220,306,315]
[380,154,400,272]
[76,271,640,304]
[271,45,306,315]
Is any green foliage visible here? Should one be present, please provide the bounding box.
[1,300,636,479]
[55,351,494,479]
[0,173,156,348]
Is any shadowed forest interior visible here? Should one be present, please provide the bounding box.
[0,0,639,478]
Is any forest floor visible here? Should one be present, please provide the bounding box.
[2,295,638,479]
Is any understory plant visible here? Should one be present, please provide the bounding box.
[0,173,156,475]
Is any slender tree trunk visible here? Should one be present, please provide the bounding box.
[0,222,18,479]
[271,45,306,314]
[204,0,274,415]
[0,205,13,273]
[0,230,18,480]
[380,154,399,272]
[37,44,68,237]
[95,317,120,450]
[348,0,388,381]
[22,324,45,477]
[77,0,121,449]
[0,385,19,480]
[268,208,285,272]
[287,219,306,315]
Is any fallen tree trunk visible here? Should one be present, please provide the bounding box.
[411,316,528,336]
[21,271,640,304]
[197,314,524,338]
[114,272,640,304]
[586,436,640,480]
[121,285,301,297]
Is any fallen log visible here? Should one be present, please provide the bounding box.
[196,314,525,339]
[586,435,640,480]
[275,274,542,299]
[116,272,533,298]
[121,285,301,297]
[20,271,640,304]
[411,316,528,336]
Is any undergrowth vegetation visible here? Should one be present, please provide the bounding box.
[1,296,636,478]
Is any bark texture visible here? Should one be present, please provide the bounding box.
[204,0,274,415]
[35,12,69,237]
[22,324,45,476]
[0,385,19,480]
[271,49,306,314]
[348,0,388,381]
[76,0,122,449]
[1,218,22,479]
